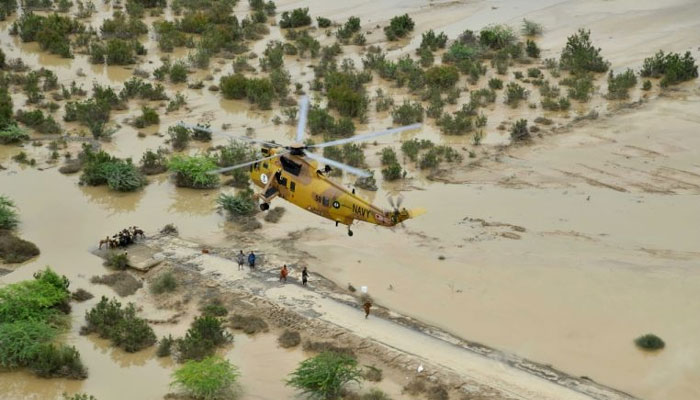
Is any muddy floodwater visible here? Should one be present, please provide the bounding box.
[2,0,700,399]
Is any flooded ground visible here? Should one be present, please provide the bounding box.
[2,0,700,399]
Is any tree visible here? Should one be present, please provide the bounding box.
[287,352,363,399]
[559,29,609,73]
[171,356,239,400]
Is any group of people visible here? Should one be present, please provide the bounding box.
[278,264,309,286]
[236,250,257,270]
[98,226,145,249]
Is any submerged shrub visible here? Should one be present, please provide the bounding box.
[635,334,665,350]
[391,101,423,125]
[640,51,698,87]
[606,69,637,99]
[559,29,609,73]
[504,82,528,107]
[172,356,239,400]
[0,195,19,230]
[279,7,311,29]
[510,119,529,142]
[384,14,414,41]
[218,189,256,217]
[150,272,177,294]
[79,150,146,192]
[156,335,174,357]
[83,296,156,352]
[175,315,232,361]
[562,73,594,101]
[425,65,459,90]
[168,155,220,189]
[286,352,363,399]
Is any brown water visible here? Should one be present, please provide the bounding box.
[2,0,700,399]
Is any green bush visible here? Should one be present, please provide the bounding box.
[559,29,609,73]
[419,146,461,169]
[12,13,83,58]
[83,296,157,352]
[172,356,239,400]
[419,29,447,51]
[15,109,61,134]
[105,251,128,270]
[505,82,528,107]
[175,315,232,361]
[220,73,248,100]
[80,151,146,192]
[0,196,19,230]
[510,119,529,142]
[562,73,594,101]
[30,343,86,379]
[479,24,516,50]
[327,85,367,118]
[168,125,192,151]
[438,105,474,135]
[401,138,433,162]
[635,334,665,350]
[157,335,174,357]
[260,41,284,71]
[382,163,402,181]
[488,78,503,90]
[287,352,363,399]
[425,65,459,90]
[150,272,177,294]
[640,51,698,87]
[606,69,637,99]
[527,68,542,78]
[169,61,188,83]
[140,148,168,175]
[168,155,220,189]
[642,80,652,91]
[100,11,148,39]
[217,141,258,187]
[218,189,256,217]
[525,39,540,58]
[279,7,311,29]
[317,16,331,28]
[133,106,159,128]
[336,16,361,42]
[391,101,423,125]
[200,299,228,317]
[384,14,414,41]
[93,39,140,65]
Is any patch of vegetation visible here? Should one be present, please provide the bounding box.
[140,148,169,175]
[287,352,363,399]
[279,7,311,29]
[606,68,637,99]
[79,148,147,192]
[215,140,257,187]
[525,39,540,58]
[363,365,383,382]
[336,16,362,43]
[83,296,155,352]
[0,195,19,230]
[401,138,434,162]
[175,315,232,361]
[15,109,61,134]
[168,125,192,151]
[317,16,331,28]
[230,313,268,334]
[559,29,609,73]
[384,14,414,41]
[425,65,459,90]
[90,39,142,65]
[635,334,665,350]
[90,272,142,297]
[391,100,423,125]
[200,299,227,317]
[220,73,276,109]
[156,335,174,357]
[504,82,528,107]
[100,11,148,39]
[640,51,698,87]
[133,106,159,128]
[150,271,177,294]
[488,78,503,90]
[521,19,543,36]
[418,146,462,170]
[642,79,652,91]
[479,24,517,50]
[172,356,239,400]
[438,105,475,135]
[264,206,286,223]
[0,229,40,263]
[541,96,570,111]
[419,29,447,51]
[168,155,220,189]
[11,13,84,58]
[0,268,85,379]
[510,119,530,142]
[278,329,301,348]
[326,75,369,119]
[104,251,128,270]
[120,77,168,101]
[561,73,594,101]
[218,188,256,217]
[71,289,94,302]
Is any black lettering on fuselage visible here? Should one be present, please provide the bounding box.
[352,203,371,219]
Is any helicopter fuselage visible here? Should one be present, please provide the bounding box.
[247,148,408,228]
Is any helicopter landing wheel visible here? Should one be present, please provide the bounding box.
[260,203,270,211]
[347,229,353,237]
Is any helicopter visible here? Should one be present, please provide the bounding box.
[179,97,425,236]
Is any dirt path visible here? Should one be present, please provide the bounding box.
[145,234,636,400]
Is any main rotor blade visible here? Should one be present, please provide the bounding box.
[176,122,282,148]
[304,152,372,178]
[207,151,289,175]
[295,96,309,143]
[311,123,422,149]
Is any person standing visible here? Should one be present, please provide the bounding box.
[248,251,256,269]
[301,266,309,286]
[363,299,372,319]
[280,264,288,282]
[236,250,245,270]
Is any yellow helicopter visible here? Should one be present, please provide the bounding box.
[179,97,424,236]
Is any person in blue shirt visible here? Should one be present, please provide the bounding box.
[248,251,256,268]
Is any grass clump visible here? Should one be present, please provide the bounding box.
[279,7,311,29]
[83,296,156,352]
[0,268,86,379]
[510,119,530,142]
[384,14,414,41]
[79,148,147,192]
[634,333,665,350]
[287,352,363,399]
[150,271,177,294]
[171,356,239,400]
[175,315,232,361]
[278,329,301,348]
[140,148,169,175]
[488,78,503,90]
[606,69,637,99]
[505,82,528,107]
[559,29,609,73]
[230,313,268,334]
[168,155,220,189]
[640,51,698,87]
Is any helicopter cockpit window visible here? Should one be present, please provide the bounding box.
[280,156,302,176]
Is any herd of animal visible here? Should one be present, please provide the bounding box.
[98,226,145,249]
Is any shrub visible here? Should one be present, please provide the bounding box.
[12,13,83,58]
[401,138,433,162]
[80,152,146,192]
[640,51,698,87]
[327,85,368,118]
[168,125,192,151]
[419,146,461,169]
[133,106,159,128]
[438,105,474,135]
[83,297,156,352]
[97,39,140,65]
[525,39,540,58]
[175,315,232,361]
[635,334,665,350]
[0,195,19,230]
[0,85,13,129]
[200,299,227,317]
[279,7,311,29]
[521,19,543,36]
[168,155,220,189]
[488,78,503,90]
[220,73,248,100]
[217,141,258,187]
[157,335,174,357]
[606,69,637,99]
[71,289,94,302]
[562,73,594,101]
[479,24,517,50]
[391,101,423,125]
[140,148,168,175]
[425,65,459,90]
[218,189,256,217]
[105,251,128,270]
[336,16,361,42]
[100,11,148,39]
[15,109,61,134]
[527,67,542,78]
[30,343,86,379]
[642,80,652,91]
[169,61,188,83]
[230,313,268,334]
[317,17,331,28]
[287,352,363,399]
[374,89,394,112]
[510,119,529,142]
[384,14,414,41]
[150,271,177,294]
[382,163,402,181]
[0,230,40,263]
[172,356,239,400]
[559,29,609,73]
[505,82,528,107]
[278,330,301,348]
[245,77,275,109]
[419,29,447,51]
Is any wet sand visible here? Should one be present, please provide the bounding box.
[2,0,700,399]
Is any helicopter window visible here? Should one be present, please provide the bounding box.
[290,181,296,192]
[280,156,302,176]
[263,162,268,169]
